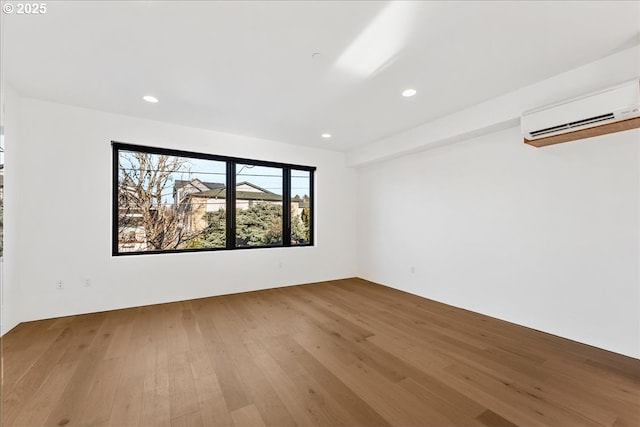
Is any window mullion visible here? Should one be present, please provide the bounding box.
[226,161,236,250]
[283,168,291,247]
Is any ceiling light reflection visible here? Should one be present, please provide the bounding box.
[335,1,421,77]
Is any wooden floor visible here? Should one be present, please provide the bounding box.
[2,278,639,427]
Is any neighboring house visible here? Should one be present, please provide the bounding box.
[291,194,310,217]
[174,179,283,233]
[117,176,147,252]
[118,226,147,252]
[173,179,225,206]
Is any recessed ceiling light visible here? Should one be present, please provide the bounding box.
[321,133,332,139]
[143,95,159,103]
[402,89,417,97]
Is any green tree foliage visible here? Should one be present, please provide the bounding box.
[199,202,310,248]
[236,203,282,246]
[291,209,307,244]
[200,203,284,247]
[300,207,310,242]
[198,209,227,248]
[291,194,310,244]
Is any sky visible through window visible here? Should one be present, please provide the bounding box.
[186,158,311,196]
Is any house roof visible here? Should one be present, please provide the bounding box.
[190,188,226,199]
[237,191,282,202]
[174,179,225,191]
[235,181,276,195]
[184,181,283,202]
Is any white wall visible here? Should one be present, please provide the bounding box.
[1,84,23,335]
[357,126,640,358]
[6,97,356,326]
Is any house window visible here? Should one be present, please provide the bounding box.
[112,142,315,255]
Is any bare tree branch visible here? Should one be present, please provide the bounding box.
[117,151,201,251]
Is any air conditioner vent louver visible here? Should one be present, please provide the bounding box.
[530,113,615,137]
[521,80,640,145]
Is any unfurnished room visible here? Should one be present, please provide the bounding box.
[0,1,639,426]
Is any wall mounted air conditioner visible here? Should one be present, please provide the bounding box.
[521,80,640,147]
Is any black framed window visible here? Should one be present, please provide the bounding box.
[112,142,315,256]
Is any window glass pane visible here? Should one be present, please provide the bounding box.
[291,170,311,245]
[117,150,226,253]
[235,164,283,247]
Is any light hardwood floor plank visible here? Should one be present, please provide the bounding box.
[2,278,639,427]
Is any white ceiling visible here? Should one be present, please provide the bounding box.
[3,0,639,151]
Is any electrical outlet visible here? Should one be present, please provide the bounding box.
[410,266,415,274]
[56,280,64,290]
[83,278,91,287]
